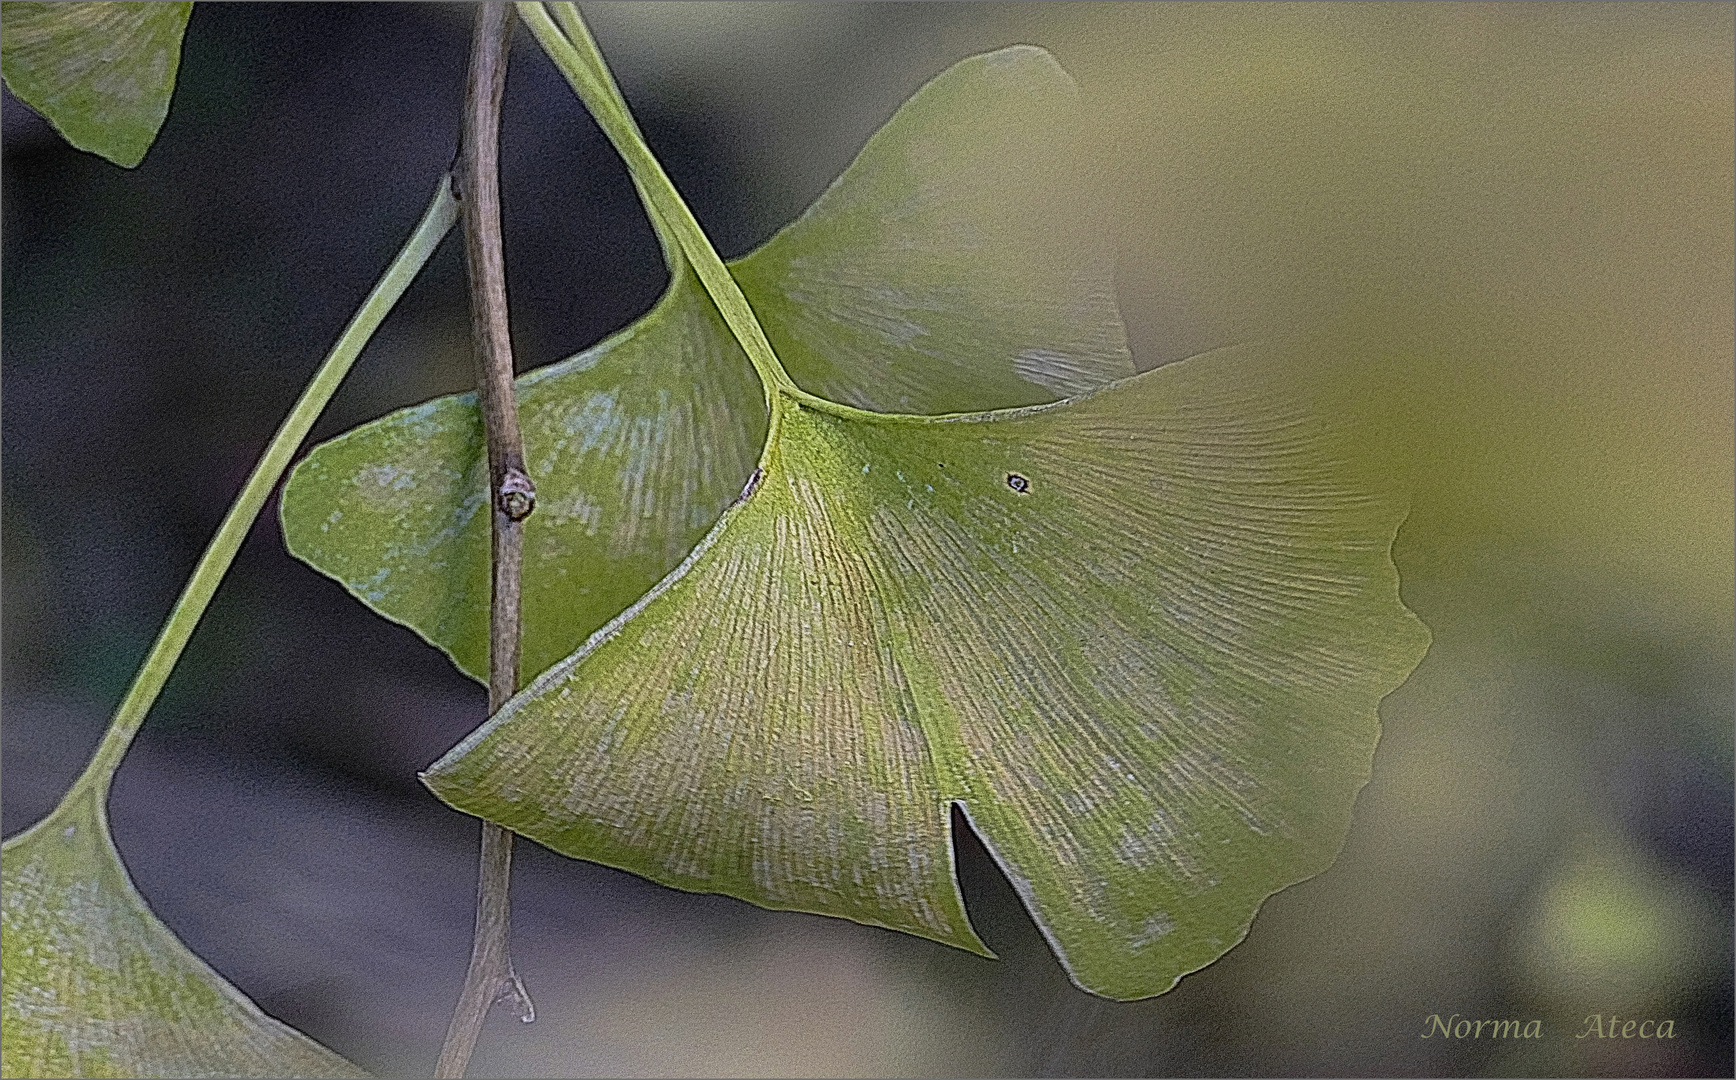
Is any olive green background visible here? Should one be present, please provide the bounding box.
[3,3,1729,1076]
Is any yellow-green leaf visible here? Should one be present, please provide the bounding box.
[283,267,765,684]
[732,46,1132,412]
[0,1,191,168]
[1,785,366,1078]
[280,46,1128,685]
[423,343,1430,1000]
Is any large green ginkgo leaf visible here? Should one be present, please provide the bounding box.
[424,342,1430,1000]
[1,785,366,1078]
[0,1,191,168]
[279,45,1131,685]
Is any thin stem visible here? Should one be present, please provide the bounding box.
[62,178,458,805]
[435,3,536,1076]
[531,3,682,272]
[517,2,792,409]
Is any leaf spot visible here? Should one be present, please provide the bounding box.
[734,467,764,505]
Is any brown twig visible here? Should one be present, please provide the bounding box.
[435,4,535,1076]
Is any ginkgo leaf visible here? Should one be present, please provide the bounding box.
[731,46,1132,412]
[0,1,191,168]
[280,45,1129,685]
[1,784,366,1078]
[422,342,1430,1001]
[283,267,766,684]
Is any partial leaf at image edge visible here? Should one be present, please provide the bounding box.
[424,343,1431,1000]
[1,790,368,1079]
[0,1,192,168]
[280,44,1131,685]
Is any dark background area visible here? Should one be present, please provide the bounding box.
[3,3,1731,1076]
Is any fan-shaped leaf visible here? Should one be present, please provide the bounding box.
[280,45,1130,685]
[732,46,1132,412]
[0,1,191,168]
[284,268,765,684]
[423,343,1430,1000]
[1,785,366,1078]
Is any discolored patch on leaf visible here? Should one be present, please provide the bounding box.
[1,785,366,1078]
[0,1,191,168]
[423,344,1430,1000]
[280,46,1130,686]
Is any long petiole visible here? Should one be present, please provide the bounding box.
[61,178,459,804]
[516,2,793,411]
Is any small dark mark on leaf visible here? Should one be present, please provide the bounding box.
[736,466,765,505]
[1006,473,1031,494]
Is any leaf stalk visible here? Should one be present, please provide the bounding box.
[517,1,797,416]
[57,179,458,807]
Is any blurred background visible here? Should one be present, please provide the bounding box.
[3,3,1730,1076]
